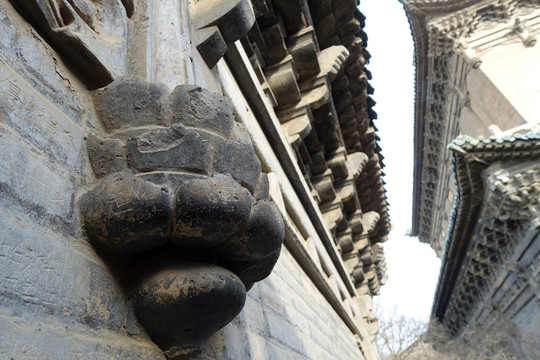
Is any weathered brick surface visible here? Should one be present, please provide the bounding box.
[0,5,167,356]
[0,192,165,358]
[198,247,366,360]
[0,2,369,359]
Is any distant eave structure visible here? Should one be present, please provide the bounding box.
[402,0,481,238]
[432,132,540,333]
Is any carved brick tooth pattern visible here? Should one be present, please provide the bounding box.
[80,78,285,355]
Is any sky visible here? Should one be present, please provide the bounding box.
[359,0,442,321]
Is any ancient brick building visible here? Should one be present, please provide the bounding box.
[0,0,389,359]
[404,0,540,356]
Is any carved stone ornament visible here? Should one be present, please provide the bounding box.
[8,0,131,88]
[79,78,284,358]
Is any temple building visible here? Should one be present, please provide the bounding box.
[0,0,389,359]
[404,0,540,355]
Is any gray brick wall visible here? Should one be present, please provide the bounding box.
[0,3,164,357]
[0,2,368,358]
[198,247,365,360]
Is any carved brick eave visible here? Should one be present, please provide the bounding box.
[432,133,540,334]
[431,149,487,324]
[403,0,484,14]
[225,2,390,346]
[307,0,390,267]
[403,1,460,240]
[403,3,428,238]
[403,0,536,242]
[241,0,389,258]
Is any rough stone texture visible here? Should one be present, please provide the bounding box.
[133,264,247,358]
[216,200,285,261]
[94,80,170,130]
[169,86,235,138]
[80,171,172,254]
[173,174,252,247]
[86,134,128,177]
[126,124,212,173]
[7,0,130,89]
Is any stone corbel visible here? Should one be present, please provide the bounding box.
[313,168,337,203]
[348,211,365,236]
[261,20,289,65]
[265,55,302,106]
[372,243,387,285]
[279,108,313,148]
[310,150,329,175]
[346,152,369,180]
[312,103,342,152]
[79,78,284,358]
[265,44,349,109]
[365,268,380,295]
[351,264,365,286]
[190,0,256,68]
[272,0,307,34]
[327,148,349,181]
[338,230,354,253]
[335,180,358,214]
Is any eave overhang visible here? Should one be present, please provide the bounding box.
[432,132,540,325]
[402,0,503,237]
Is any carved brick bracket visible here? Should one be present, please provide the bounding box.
[238,0,389,294]
[9,0,131,88]
[191,0,256,68]
[79,78,284,358]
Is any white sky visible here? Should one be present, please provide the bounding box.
[359,0,442,321]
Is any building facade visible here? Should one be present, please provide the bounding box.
[404,0,540,356]
[0,0,389,359]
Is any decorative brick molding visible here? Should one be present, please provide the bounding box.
[79,78,284,358]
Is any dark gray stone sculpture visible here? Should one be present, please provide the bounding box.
[79,78,284,359]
